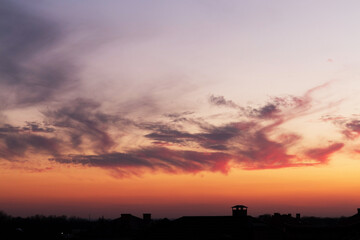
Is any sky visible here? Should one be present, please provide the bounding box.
[1,0,360,219]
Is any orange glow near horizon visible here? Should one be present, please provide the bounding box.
[2,152,360,218]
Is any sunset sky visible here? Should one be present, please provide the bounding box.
[1,0,360,219]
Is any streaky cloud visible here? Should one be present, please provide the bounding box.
[51,147,233,175]
[322,115,360,140]
[0,0,75,107]
[305,143,344,164]
[0,81,346,176]
[209,95,240,109]
[44,98,120,153]
[0,128,61,160]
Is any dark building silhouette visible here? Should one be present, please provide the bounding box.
[165,204,254,240]
[112,213,153,232]
[4,206,360,240]
[232,204,248,217]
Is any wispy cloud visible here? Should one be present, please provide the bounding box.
[209,95,240,109]
[144,122,240,150]
[305,143,344,164]
[0,2,345,177]
[0,0,75,108]
[46,83,344,176]
[322,115,360,140]
[0,81,345,176]
[0,0,349,178]
[0,126,61,160]
[44,98,121,153]
[51,147,233,176]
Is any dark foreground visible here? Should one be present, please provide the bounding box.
[1,210,360,240]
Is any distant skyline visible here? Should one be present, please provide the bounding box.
[1,0,360,219]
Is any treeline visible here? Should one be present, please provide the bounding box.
[0,211,109,240]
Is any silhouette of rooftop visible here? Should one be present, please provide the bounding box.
[2,206,360,239]
[231,204,247,208]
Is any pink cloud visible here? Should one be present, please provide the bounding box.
[305,143,344,164]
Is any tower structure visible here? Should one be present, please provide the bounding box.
[232,205,248,217]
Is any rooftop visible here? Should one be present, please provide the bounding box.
[232,205,248,208]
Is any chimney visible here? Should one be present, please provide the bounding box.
[357,208,360,215]
[231,205,248,217]
[287,214,292,217]
[143,213,151,223]
[296,213,301,221]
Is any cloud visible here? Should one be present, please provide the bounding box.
[233,128,342,169]
[23,122,55,133]
[343,120,360,140]
[52,119,343,175]
[138,82,343,172]
[0,122,55,134]
[135,147,232,173]
[44,98,120,153]
[144,121,241,151]
[305,143,344,164]
[250,103,280,119]
[144,126,194,144]
[209,95,240,109]
[0,98,129,163]
[49,83,342,176]
[0,0,75,108]
[164,111,194,122]
[236,131,299,169]
[321,115,360,140]
[196,124,241,150]
[51,147,233,175]
[0,98,122,162]
[0,1,347,178]
[0,122,60,160]
[0,127,61,160]
[0,124,20,133]
[0,76,345,176]
[248,94,313,122]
